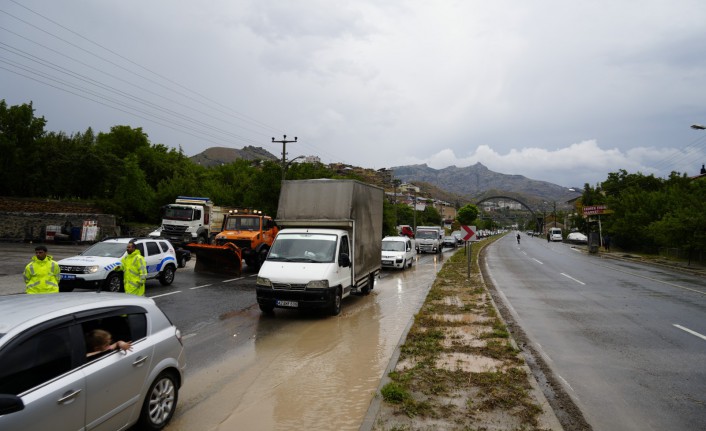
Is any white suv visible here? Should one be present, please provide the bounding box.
[58,237,178,292]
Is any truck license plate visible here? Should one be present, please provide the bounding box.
[276,300,298,307]
[61,274,76,280]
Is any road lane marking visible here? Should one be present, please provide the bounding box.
[223,277,245,282]
[190,284,212,290]
[558,374,574,392]
[674,324,706,341]
[532,258,544,265]
[149,291,182,299]
[561,273,586,285]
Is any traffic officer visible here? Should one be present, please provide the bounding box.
[23,245,61,294]
[117,241,147,295]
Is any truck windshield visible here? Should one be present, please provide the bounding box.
[267,233,337,263]
[416,230,437,239]
[164,206,194,221]
[224,216,260,231]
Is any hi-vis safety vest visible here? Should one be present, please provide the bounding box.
[24,255,61,294]
[119,250,147,296]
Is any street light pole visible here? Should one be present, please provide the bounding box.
[272,135,298,183]
[393,179,401,228]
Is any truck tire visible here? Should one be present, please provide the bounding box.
[330,286,342,316]
[104,273,123,292]
[178,254,188,268]
[159,265,176,286]
[196,236,206,245]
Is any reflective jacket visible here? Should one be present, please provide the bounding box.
[24,255,60,294]
[118,250,147,296]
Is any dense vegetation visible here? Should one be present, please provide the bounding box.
[3,100,703,258]
[0,100,441,235]
[578,170,706,258]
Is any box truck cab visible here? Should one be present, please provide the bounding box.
[415,226,442,254]
[257,228,353,315]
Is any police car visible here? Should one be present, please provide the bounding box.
[58,237,178,292]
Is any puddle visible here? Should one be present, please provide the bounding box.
[442,326,491,348]
[434,352,504,373]
[166,262,440,430]
[432,313,490,324]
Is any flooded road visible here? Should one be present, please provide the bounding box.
[166,252,447,430]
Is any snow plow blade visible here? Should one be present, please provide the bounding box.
[186,242,242,275]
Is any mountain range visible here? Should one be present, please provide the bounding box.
[189,147,580,205]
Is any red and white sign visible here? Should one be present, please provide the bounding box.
[461,225,476,241]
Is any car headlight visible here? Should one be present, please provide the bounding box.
[86,265,99,273]
[256,276,272,287]
[306,280,329,290]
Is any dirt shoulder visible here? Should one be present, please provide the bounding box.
[367,237,591,431]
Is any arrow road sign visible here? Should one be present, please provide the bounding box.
[461,225,476,241]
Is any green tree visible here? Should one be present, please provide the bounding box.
[456,204,479,225]
[0,100,47,196]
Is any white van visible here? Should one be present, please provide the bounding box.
[381,236,415,270]
[549,227,563,242]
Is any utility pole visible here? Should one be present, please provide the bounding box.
[393,179,401,228]
[272,135,297,183]
[553,201,557,227]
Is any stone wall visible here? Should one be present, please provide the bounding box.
[0,212,118,243]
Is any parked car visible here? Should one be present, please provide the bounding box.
[58,237,179,292]
[442,235,458,248]
[0,293,185,431]
[381,236,415,270]
[567,232,588,243]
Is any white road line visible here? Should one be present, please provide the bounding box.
[560,273,586,285]
[223,277,245,283]
[532,258,544,265]
[558,374,574,392]
[674,324,706,342]
[149,291,181,299]
[181,333,197,340]
[190,284,212,290]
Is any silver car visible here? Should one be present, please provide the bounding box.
[0,293,185,431]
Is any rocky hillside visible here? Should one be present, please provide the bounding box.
[392,163,579,204]
[189,146,277,167]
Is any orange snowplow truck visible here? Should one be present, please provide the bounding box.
[187,209,278,274]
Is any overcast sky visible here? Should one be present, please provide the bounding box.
[3,0,706,188]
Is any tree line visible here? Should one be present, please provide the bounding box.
[0,100,443,236]
[578,169,706,259]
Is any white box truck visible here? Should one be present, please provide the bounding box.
[256,179,383,316]
[149,196,235,246]
[415,225,443,254]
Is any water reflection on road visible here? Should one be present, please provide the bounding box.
[167,253,444,431]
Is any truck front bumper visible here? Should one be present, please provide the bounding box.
[256,286,337,310]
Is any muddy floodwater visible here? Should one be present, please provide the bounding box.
[166,255,445,430]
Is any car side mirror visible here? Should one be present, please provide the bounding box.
[0,394,25,415]
[339,253,351,267]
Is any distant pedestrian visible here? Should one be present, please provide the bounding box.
[117,241,147,295]
[603,235,611,252]
[24,245,61,294]
[546,232,550,242]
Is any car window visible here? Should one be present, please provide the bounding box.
[0,325,73,395]
[80,311,147,362]
[158,241,169,253]
[135,243,146,257]
[145,241,161,257]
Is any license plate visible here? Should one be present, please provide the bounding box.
[382,260,392,265]
[276,300,298,307]
[61,274,76,280]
